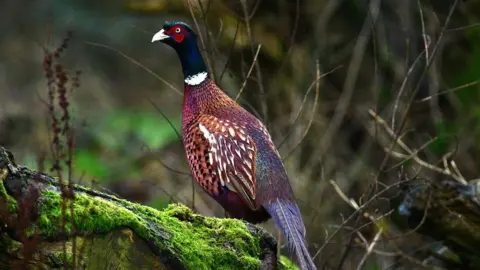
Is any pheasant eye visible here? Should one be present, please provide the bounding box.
[175,28,181,33]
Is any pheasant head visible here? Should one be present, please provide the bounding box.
[151,21,208,85]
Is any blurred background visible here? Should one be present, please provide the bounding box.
[1,0,479,268]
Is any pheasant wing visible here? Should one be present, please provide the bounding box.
[198,115,258,210]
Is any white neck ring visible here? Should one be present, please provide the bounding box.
[185,72,208,86]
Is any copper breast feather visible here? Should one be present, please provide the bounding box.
[185,115,258,210]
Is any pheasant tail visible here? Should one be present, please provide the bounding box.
[264,199,316,270]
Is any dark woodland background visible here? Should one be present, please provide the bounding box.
[1,0,480,269]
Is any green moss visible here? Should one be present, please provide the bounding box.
[279,255,300,270]
[36,190,264,269]
[47,249,73,268]
[0,166,294,269]
[0,169,17,213]
[162,205,262,269]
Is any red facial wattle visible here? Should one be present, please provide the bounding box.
[173,33,184,43]
[167,26,185,43]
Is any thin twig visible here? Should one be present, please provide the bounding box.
[385,136,439,172]
[283,60,321,159]
[312,177,413,259]
[187,1,216,82]
[240,0,267,122]
[275,0,300,75]
[418,1,429,63]
[141,144,190,176]
[196,0,218,81]
[246,0,262,21]
[391,49,427,130]
[277,65,342,150]
[235,45,262,101]
[84,41,181,95]
[446,22,480,32]
[219,20,240,82]
[416,80,480,102]
[374,0,459,184]
[330,177,433,267]
[368,109,467,184]
[316,0,381,160]
[147,98,182,141]
[356,229,383,270]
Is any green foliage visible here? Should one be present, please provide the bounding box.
[75,150,109,180]
[432,19,480,156]
[147,196,170,210]
[447,19,480,97]
[365,262,381,270]
[100,110,179,150]
[430,119,456,155]
[19,109,181,184]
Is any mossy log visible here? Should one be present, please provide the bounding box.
[394,179,480,267]
[0,147,297,270]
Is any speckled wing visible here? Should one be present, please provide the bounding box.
[196,115,258,210]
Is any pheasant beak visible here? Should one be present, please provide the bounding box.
[151,29,169,42]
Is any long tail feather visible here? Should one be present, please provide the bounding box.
[264,199,316,270]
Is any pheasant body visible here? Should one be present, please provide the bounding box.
[182,80,288,222]
[152,21,316,270]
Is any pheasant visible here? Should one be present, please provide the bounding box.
[152,21,316,270]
